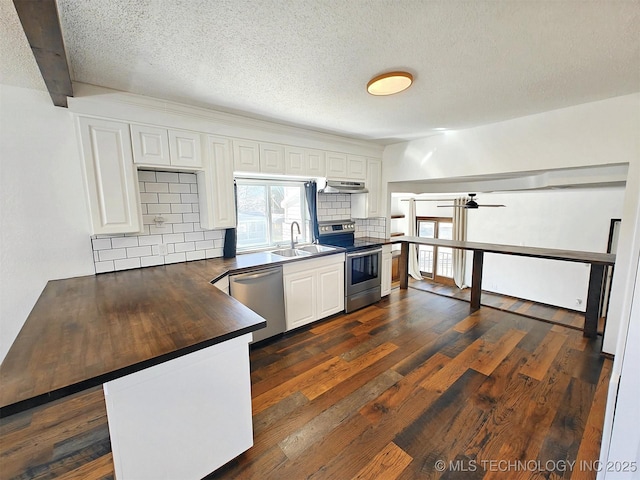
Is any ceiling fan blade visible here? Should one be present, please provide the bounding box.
[477,204,506,207]
[437,204,465,208]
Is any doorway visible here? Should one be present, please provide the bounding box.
[416,217,454,285]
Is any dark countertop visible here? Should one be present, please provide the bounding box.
[0,248,345,417]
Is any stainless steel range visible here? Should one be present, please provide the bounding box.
[317,220,382,313]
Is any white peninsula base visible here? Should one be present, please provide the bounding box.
[103,333,253,479]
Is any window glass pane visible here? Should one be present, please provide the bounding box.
[418,221,435,238]
[438,222,453,240]
[437,247,453,277]
[236,179,308,250]
[236,184,268,249]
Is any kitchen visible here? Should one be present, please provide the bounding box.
[1,1,640,479]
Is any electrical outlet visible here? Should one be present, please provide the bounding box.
[158,243,168,256]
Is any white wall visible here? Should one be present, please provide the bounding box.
[0,85,95,363]
[383,94,640,354]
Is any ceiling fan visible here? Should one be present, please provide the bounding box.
[438,193,505,209]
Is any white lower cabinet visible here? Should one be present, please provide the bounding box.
[283,254,345,330]
[381,244,392,297]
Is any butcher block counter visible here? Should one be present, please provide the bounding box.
[0,249,345,417]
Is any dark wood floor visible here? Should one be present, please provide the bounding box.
[1,288,611,479]
[408,278,602,333]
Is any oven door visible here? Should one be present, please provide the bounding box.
[346,248,382,296]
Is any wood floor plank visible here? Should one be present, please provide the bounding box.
[519,330,568,380]
[470,328,527,376]
[351,442,413,480]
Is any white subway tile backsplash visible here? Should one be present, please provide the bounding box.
[126,246,152,258]
[171,204,192,214]
[114,258,141,270]
[165,252,186,264]
[186,250,206,262]
[172,223,195,233]
[95,261,115,273]
[179,173,197,184]
[99,248,127,261]
[174,242,195,253]
[139,193,159,204]
[162,233,185,244]
[185,231,204,242]
[196,239,214,250]
[138,235,162,246]
[183,213,200,223]
[149,224,173,235]
[180,193,199,204]
[158,193,181,204]
[137,171,157,182]
[169,183,191,194]
[91,238,112,250]
[141,255,164,267]
[145,183,169,193]
[147,204,172,214]
[91,170,223,273]
[156,172,180,183]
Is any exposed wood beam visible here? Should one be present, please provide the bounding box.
[13,0,73,107]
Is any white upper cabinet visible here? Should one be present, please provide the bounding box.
[351,157,383,218]
[285,147,326,177]
[78,117,142,235]
[168,130,203,169]
[346,155,366,180]
[232,139,260,172]
[198,136,236,230]
[259,143,285,174]
[131,124,202,169]
[326,152,348,179]
[131,125,170,166]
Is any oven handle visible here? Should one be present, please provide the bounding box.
[346,248,382,258]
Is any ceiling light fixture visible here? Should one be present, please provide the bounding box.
[367,71,413,96]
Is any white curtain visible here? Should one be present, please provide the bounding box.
[452,197,468,288]
[407,199,423,280]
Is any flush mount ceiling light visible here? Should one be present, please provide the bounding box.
[367,71,413,96]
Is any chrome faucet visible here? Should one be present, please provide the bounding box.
[290,221,301,249]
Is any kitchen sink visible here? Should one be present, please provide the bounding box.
[270,248,312,258]
[297,244,339,254]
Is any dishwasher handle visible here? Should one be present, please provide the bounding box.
[231,269,281,283]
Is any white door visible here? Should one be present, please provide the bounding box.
[317,263,344,318]
[284,270,317,329]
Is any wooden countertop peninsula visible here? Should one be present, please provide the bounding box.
[0,249,345,417]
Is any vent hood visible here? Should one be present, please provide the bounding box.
[318,180,368,194]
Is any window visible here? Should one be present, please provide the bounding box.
[235,178,310,251]
[416,216,454,285]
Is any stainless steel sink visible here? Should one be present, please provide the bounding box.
[297,244,339,254]
[270,248,312,257]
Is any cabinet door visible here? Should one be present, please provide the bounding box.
[169,130,202,168]
[307,149,326,177]
[326,152,348,179]
[382,252,392,297]
[78,117,141,235]
[233,140,260,172]
[347,155,366,180]
[317,263,345,318]
[198,136,236,230]
[366,158,382,217]
[131,124,171,166]
[259,143,285,174]
[283,270,317,330]
[284,146,305,175]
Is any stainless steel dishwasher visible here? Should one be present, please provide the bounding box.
[229,266,286,343]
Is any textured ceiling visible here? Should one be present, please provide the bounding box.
[3,0,640,143]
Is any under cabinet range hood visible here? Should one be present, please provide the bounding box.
[318,179,368,194]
